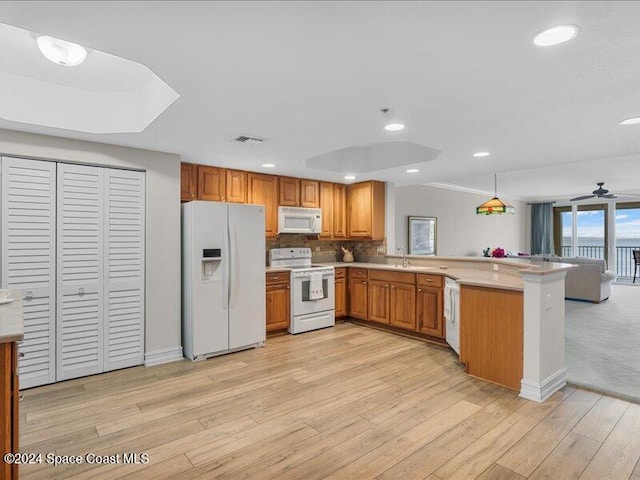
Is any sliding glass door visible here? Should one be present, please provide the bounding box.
[614,202,640,279]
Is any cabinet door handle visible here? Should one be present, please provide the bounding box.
[424,278,433,282]
[286,286,290,290]
[78,288,85,295]
[385,284,389,288]
[418,288,422,292]
[362,281,367,285]
[271,276,279,280]
[391,285,395,289]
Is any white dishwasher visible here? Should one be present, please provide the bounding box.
[444,278,460,355]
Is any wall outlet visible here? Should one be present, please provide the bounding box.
[493,263,499,271]
[377,246,385,253]
[315,246,320,251]
[544,293,552,311]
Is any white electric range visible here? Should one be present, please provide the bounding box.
[269,248,335,334]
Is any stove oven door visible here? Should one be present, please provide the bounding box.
[291,271,335,316]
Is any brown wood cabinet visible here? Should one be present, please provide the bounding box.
[265,272,291,332]
[279,177,300,206]
[348,268,368,320]
[333,183,347,238]
[367,270,416,328]
[460,285,523,391]
[247,173,279,238]
[226,169,247,203]
[180,163,198,201]
[300,180,320,208]
[334,268,347,318]
[390,282,417,330]
[319,182,334,238]
[347,181,385,239]
[0,342,19,480]
[198,166,226,201]
[319,182,347,239]
[416,274,444,337]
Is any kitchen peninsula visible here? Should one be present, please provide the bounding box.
[270,255,573,403]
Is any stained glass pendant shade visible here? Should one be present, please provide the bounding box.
[476,174,515,215]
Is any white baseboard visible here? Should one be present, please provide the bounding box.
[520,368,567,403]
[144,346,184,367]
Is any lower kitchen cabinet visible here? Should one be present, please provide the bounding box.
[334,268,347,318]
[266,272,290,332]
[368,280,390,324]
[416,274,444,338]
[0,342,19,480]
[390,282,416,330]
[348,269,368,320]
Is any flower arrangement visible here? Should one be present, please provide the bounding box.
[483,247,506,258]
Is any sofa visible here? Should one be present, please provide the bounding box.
[547,257,616,303]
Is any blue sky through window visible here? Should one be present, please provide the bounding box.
[562,208,640,240]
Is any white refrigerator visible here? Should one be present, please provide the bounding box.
[182,201,266,361]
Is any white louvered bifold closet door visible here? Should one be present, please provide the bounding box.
[1,157,57,388]
[103,169,145,371]
[56,163,104,381]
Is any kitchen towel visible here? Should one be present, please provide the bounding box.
[309,272,324,300]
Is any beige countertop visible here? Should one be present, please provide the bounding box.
[0,289,24,344]
[265,257,574,292]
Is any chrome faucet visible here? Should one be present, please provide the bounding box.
[397,247,410,268]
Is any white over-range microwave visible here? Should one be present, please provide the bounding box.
[277,206,322,234]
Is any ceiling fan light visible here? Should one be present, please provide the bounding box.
[36,35,87,66]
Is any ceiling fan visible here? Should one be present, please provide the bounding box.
[570,182,636,201]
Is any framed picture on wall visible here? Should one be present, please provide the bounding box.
[408,216,437,255]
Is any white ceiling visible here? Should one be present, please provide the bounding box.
[1,1,640,201]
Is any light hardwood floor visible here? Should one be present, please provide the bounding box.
[19,322,640,480]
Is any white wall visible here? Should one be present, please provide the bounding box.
[394,184,529,256]
[0,128,182,361]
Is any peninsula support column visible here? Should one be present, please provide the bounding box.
[519,269,568,402]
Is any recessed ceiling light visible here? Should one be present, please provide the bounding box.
[406,169,420,173]
[36,35,87,66]
[261,163,275,168]
[532,25,579,47]
[473,152,490,158]
[344,175,356,180]
[619,117,640,125]
[384,123,405,131]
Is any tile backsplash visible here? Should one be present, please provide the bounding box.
[266,235,386,264]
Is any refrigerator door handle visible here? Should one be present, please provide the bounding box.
[229,222,238,308]
[223,219,230,310]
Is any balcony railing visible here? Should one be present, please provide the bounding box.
[560,245,640,278]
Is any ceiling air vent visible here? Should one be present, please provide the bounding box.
[232,134,268,146]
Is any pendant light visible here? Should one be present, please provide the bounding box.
[476,174,515,215]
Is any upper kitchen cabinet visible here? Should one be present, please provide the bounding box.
[226,169,247,203]
[279,177,300,206]
[300,180,320,208]
[320,182,347,239]
[198,166,226,201]
[319,182,334,238]
[247,173,279,238]
[333,183,347,238]
[180,163,198,201]
[347,180,385,239]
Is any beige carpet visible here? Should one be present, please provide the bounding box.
[565,284,640,403]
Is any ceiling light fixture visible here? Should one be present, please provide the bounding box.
[381,108,405,132]
[619,117,640,125]
[476,174,515,215]
[532,25,579,47]
[261,163,275,168]
[406,169,419,173]
[36,35,87,66]
[473,152,490,158]
[344,175,356,180]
